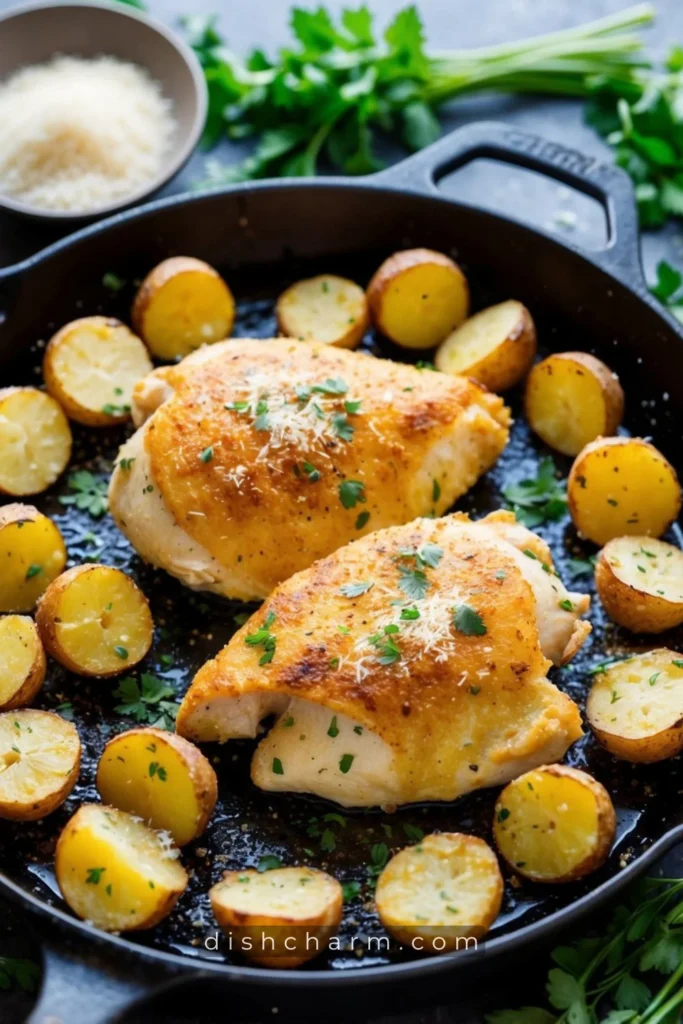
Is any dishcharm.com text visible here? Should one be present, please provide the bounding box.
[204,932,479,954]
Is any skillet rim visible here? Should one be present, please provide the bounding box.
[0,171,682,985]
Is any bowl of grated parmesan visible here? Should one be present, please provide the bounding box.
[0,0,207,219]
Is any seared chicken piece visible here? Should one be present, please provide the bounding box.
[109,339,509,600]
[177,511,588,809]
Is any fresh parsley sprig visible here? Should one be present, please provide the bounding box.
[648,260,683,324]
[487,876,683,1024]
[59,470,109,519]
[0,957,40,993]
[502,457,568,529]
[187,5,653,185]
[113,673,179,730]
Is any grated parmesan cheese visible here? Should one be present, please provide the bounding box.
[0,55,176,212]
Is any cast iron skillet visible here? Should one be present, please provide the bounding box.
[0,122,681,1024]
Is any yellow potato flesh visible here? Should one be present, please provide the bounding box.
[142,271,235,360]
[49,321,152,420]
[526,357,609,456]
[494,770,599,880]
[53,568,151,674]
[278,276,367,346]
[604,537,683,603]
[588,652,683,740]
[97,734,203,846]
[0,390,71,495]
[438,301,522,373]
[0,616,41,705]
[0,516,66,612]
[57,805,186,931]
[571,441,680,545]
[380,263,468,349]
[0,710,79,819]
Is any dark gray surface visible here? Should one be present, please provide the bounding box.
[0,0,682,1021]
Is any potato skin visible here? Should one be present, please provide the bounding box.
[0,710,80,820]
[568,436,682,546]
[595,538,683,633]
[367,248,470,349]
[435,300,537,392]
[132,256,235,360]
[493,764,616,884]
[0,615,46,710]
[525,352,624,456]
[210,867,343,968]
[586,650,683,763]
[43,316,152,427]
[96,727,217,845]
[36,564,153,677]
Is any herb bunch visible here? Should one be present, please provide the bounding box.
[185,4,653,184]
[488,876,683,1024]
[502,457,568,529]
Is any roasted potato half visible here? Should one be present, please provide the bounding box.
[56,804,188,932]
[0,504,67,613]
[97,727,217,846]
[0,709,80,820]
[435,300,536,392]
[525,352,624,456]
[0,387,72,496]
[375,833,503,952]
[210,867,343,968]
[586,649,683,762]
[367,248,469,349]
[0,616,46,711]
[43,317,153,427]
[493,765,616,884]
[595,537,683,633]
[132,256,235,360]
[276,275,369,349]
[568,437,681,546]
[36,564,153,677]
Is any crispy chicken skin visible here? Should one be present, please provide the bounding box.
[109,339,510,600]
[177,511,587,809]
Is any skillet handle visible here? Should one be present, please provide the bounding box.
[374,120,645,290]
[25,916,188,1024]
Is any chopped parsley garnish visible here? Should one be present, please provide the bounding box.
[118,457,136,471]
[402,823,424,842]
[368,842,389,876]
[610,689,622,704]
[320,829,336,852]
[648,672,661,686]
[398,564,429,601]
[25,564,42,580]
[257,854,282,872]
[369,624,402,664]
[567,556,596,578]
[415,360,437,371]
[432,479,441,503]
[497,807,511,823]
[338,479,366,508]
[148,761,168,781]
[673,659,683,669]
[225,400,250,412]
[199,446,214,463]
[331,412,355,441]
[400,606,420,621]
[245,611,277,665]
[355,510,370,530]
[114,645,129,660]
[344,398,362,415]
[86,867,106,885]
[502,456,568,527]
[101,403,131,416]
[310,377,347,396]
[558,598,574,612]
[59,470,108,518]
[272,757,284,775]
[452,603,487,636]
[342,880,361,901]
[339,579,374,598]
[102,271,125,291]
[113,673,179,731]
[399,542,444,569]
[282,714,295,727]
[301,460,321,482]
[339,753,355,774]
[327,716,339,738]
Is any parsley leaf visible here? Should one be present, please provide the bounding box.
[398,564,429,601]
[113,673,178,731]
[59,470,109,518]
[338,479,366,508]
[257,854,282,872]
[0,958,40,993]
[502,457,568,527]
[245,611,277,665]
[452,604,487,636]
[339,579,374,597]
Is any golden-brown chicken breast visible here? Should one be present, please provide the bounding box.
[177,511,587,809]
[109,339,510,601]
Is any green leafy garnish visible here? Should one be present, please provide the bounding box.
[245,611,277,665]
[86,867,106,884]
[487,876,683,1024]
[59,470,108,518]
[339,579,374,597]
[25,564,42,580]
[355,510,370,530]
[452,603,487,636]
[113,673,179,730]
[102,271,126,291]
[402,823,424,842]
[339,753,355,774]
[647,260,683,323]
[502,457,568,528]
[187,6,651,184]
[199,446,214,463]
[272,757,284,775]
[0,957,40,993]
[148,761,168,781]
[257,854,282,872]
[338,479,366,508]
[342,880,361,901]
